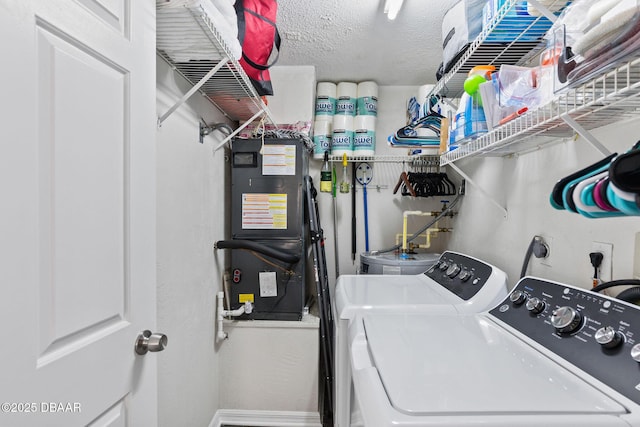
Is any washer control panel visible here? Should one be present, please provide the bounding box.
[424,252,493,301]
[491,277,640,405]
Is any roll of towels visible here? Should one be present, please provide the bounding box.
[331,115,355,156]
[336,82,357,116]
[354,115,376,156]
[315,82,337,118]
[313,119,332,159]
[357,81,378,116]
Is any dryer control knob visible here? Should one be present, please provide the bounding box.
[551,306,583,334]
[526,297,545,314]
[509,290,527,305]
[631,344,640,362]
[595,326,624,349]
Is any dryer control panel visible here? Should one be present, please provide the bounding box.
[491,277,640,405]
[424,252,493,301]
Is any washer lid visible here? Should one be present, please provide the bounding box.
[335,275,460,319]
[362,313,627,416]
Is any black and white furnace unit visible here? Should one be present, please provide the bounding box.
[348,277,640,426]
[224,138,308,321]
[334,251,508,426]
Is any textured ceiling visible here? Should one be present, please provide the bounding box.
[275,0,459,86]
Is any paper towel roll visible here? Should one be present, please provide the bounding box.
[316,82,337,117]
[317,82,337,97]
[357,81,378,116]
[336,82,357,116]
[331,114,354,156]
[313,119,332,159]
[353,115,376,156]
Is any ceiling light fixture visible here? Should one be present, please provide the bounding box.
[384,0,404,20]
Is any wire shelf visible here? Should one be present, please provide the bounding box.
[441,54,640,164]
[328,155,441,164]
[433,0,565,98]
[156,4,275,124]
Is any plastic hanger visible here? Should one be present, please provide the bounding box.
[574,171,624,218]
[607,183,640,215]
[593,177,618,211]
[550,153,618,210]
[609,141,640,193]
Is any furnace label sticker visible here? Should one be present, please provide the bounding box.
[241,193,287,229]
[262,145,296,176]
[259,272,278,297]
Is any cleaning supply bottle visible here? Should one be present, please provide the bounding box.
[320,150,332,193]
[340,153,350,193]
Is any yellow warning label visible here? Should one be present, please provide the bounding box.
[239,293,254,303]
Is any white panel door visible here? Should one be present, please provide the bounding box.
[0,0,158,426]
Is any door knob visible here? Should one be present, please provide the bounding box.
[135,330,168,355]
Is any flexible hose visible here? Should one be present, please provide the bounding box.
[591,279,640,293]
[616,287,640,304]
[520,236,537,279]
[372,192,462,254]
[215,239,300,264]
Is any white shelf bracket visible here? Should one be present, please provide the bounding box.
[158,57,230,126]
[212,109,266,152]
[525,0,559,23]
[561,114,611,157]
[447,162,507,218]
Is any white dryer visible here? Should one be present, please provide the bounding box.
[349,277,640,426]
[334,251,508,426]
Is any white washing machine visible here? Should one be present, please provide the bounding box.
[334,251,508,427]
[348,277,640,426]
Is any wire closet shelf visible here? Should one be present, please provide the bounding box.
[156,4,275,125]
[441,53,640,165]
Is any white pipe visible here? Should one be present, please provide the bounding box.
[217,291,253,340]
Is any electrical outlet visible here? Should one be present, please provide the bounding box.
[539,235,553,267]
[591,242,613,283]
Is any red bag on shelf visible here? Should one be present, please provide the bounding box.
[235,0,280,96]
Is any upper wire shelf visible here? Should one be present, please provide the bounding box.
[441,54,640,164]
[156,4,275,127]
[433,0,566,99]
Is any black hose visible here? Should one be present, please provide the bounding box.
[215,239,300,264]
[372,191,462,255]
[591,279,640,293]
[616,287,640,304]
[520,236,537,279]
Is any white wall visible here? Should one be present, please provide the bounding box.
[156,56,232,427]
[447,117,640,290]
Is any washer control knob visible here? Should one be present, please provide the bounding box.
[551,306,583,334]
[526,297,545,314]
[595,326,624,349]
[631,344,640,362]
[459,269,473,282]
[509,290,527,305]
[446,263,461,278]
[439,262,449,271]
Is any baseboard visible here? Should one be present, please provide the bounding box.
[209,409,322,427]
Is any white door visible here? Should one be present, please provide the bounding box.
[0,0,158,426]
